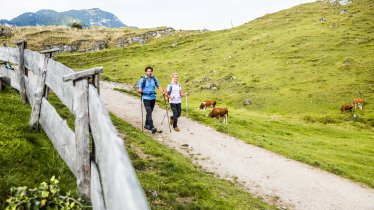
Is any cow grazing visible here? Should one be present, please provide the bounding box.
[341,104,353,114]
[208,108,228,124]
[353,98,364,110]
[199,100,216,110]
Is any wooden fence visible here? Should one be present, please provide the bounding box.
[0,41,149,210]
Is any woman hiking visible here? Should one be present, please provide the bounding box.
[166,73,187,132]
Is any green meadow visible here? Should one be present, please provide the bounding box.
[56,0,374,187]
[0,87,274,209]
[0,87,77,200]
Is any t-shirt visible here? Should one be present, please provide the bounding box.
[137,76,160,100]
[167,83,182,104]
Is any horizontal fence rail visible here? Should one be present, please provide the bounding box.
[0,43,149,210]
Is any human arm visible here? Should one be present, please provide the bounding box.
[137,78,144,94]
[157,85,165,95]
[180,90,188,97]
[155,78,165,95]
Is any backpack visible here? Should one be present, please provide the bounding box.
[168,83,180,95]
[141,76,157,89]
[141,76,158,96]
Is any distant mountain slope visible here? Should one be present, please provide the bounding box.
[0,8,126,28]
[57,0,374,119]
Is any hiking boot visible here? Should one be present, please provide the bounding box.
[170,116,174,126]
[174,127,180,132]
[151,127,157,134]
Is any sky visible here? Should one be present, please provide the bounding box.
[1,0,316,30]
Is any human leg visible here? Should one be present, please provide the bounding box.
[143,99,156,129]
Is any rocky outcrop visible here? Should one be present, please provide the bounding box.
[116,28,175,48]
[243,100,252,106]
[47,40,108,53]
[324,0,352,6]
[46,44,78,53]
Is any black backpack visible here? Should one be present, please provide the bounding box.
[141,76,157,89]
[167,83,180,95]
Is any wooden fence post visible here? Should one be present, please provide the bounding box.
[29,54,49,130]
[93,74,100,95]
[16,40,27,103]
[63,67,102,200]
[39,48,59,100]
[0,76,5,91]
[74,78,91,199]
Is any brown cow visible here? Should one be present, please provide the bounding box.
[208,108,228,124]
[353,98,364,110]
[341,104,353,114]
[199,100,216,110]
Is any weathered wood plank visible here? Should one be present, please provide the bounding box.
[44,86,50,99]
[93,74,100,95]
[0,76,3,91]
[88,84,149,210]
[24,76,35,108]
[63,67,103,82]
[74,79,90,199]
[91,161,106,210]
[0,67,20,90]
[43,52,55,100]
[15,40,26,45]
[0,47,19,64]
[17,41,27,103]
[24,49,44,75]
[29,54,48,130]
[40,48,60,54]
[39,98,77,177]
[45,59,75,112]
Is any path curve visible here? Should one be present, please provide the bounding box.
[101,81,374,210]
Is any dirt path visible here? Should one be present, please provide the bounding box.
[100,81,374,210]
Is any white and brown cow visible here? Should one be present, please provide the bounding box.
[352,98,364,110]
[208,108,228,124]
[199,100,216,110]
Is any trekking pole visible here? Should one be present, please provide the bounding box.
[163,94,172,133]
[141,94,144,132]
[160,107,168,125]
[186,93,189,119]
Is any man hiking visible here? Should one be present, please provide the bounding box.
[137,66,165,134]
[166,73,187,132]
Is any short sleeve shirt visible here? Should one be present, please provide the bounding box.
[167,83,182,104]
[138,76,160,100]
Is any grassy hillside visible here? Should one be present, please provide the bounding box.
[0,85,275,209]
[55,0,374,187]
[57,0,373,117]
[0,87,77,199]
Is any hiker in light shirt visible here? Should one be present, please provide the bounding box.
[166,73,187,132]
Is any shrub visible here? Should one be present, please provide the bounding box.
[71,22,83,29]
[2,176,85,209]
[0,26,12,38]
